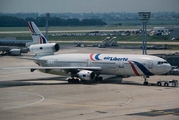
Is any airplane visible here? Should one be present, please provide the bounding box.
[0,22,47,56]
[1,22,172,85]
[0,39,30,56]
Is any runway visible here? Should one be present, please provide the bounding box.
[0,47,179,120]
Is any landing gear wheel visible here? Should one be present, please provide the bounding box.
[74,79,80,83]
[143,81,148,85]
[97,76,103,82]
[94,76,103,83]
[68,78,73,84]
[68,78,80,84]
[143,76,149,85]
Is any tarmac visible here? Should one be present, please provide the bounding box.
[0,46,179,120]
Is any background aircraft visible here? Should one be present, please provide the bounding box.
[0,39,32,56]
[0,22,48,56]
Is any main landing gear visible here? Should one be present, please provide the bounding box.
[67,76,103,84]
[67,77,80,84]
[143,76,149,85]
[94,76,103,82]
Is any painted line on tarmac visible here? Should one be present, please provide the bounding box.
[120,91,133,106]
[52,90,134,110]
[0,72,33,78]
[0,90,45,110]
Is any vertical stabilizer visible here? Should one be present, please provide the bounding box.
[27,22,48,45]
[27,21,60,56]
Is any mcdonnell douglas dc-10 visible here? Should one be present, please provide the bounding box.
[1,22,172,85]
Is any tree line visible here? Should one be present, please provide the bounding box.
[0,16,107,27]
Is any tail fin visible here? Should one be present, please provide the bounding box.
[27,22,48,45]
[27,21,60,56]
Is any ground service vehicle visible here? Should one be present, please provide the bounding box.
[157,80,178,87]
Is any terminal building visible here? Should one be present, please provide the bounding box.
[153,27,169,33]
[151,27,179,39]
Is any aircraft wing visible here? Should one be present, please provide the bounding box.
[0,66,102,72]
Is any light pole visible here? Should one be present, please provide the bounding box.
[138,12,151,55]
[45,13,50,40]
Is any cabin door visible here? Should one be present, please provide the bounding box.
[148,60,153,69]
[49,58,54,66]
[87,59,92,67]
[116,61,124,75]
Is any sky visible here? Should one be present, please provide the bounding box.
[0,0,179,13]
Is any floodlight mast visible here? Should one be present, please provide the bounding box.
[45,13,50,40]
[138,12,151,55]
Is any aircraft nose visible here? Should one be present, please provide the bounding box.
[166,64,172,72]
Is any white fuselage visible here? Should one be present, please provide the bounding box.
[35,53,171,76]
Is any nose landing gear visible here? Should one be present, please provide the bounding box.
[143,76,149,85]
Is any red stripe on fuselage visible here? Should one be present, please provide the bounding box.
[128,61,140,76]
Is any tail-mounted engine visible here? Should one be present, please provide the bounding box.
[29,43,60,55]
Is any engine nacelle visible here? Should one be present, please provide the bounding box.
[9,49,21,56]
[77,70,95,81]
[29,43,60,55]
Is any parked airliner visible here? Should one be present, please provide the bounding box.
[1,22,172,85]
[0,39,31,56]
[0,22,47,56]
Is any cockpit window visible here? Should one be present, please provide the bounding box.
[157,61,168,65]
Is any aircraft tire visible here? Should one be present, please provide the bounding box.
[68,79,73,84]
[74,79,80,83]
[143,82,148,85]
[98,76,103,82]
[68,78,80,84]
[94,76,103,82]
